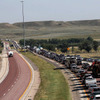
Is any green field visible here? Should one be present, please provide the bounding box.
[0,20,100,41]
[21,52,71,100]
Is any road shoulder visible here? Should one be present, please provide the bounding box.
[0,43,9,83]
[20,54,41,100]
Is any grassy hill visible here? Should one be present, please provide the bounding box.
[13,20,100,28]
[0,19,100,41]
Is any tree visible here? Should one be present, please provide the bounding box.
[58,43,69,53]
[44,44,55,51]
[80,40,92,52]
[93,41,99,51]
[78,43,83,51]
[87,36,93,42]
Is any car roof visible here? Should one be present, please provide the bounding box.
[85,73,91,76]
[93,87,100,89]
[89,84,97,86]
[95,94,100,97]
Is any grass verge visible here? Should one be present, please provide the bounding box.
[21,52,72,100]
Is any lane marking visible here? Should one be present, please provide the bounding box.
[72,71,89,100]
[8,89,10,91]
[3,93,6,96]
[11,85,13,87]
[14,81,16,84]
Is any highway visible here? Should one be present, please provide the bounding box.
[0,50,31,100]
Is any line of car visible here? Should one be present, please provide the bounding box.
[30,47,100,100]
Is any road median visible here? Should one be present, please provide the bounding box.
[0,43,9,83]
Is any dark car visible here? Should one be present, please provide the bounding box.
[77,58,82,65]
[88,84,97,93]
[91,87,100,94]
[90,91,100,100]
[82,63,90,69]
[76,69,86,77]
[82,73,92,84]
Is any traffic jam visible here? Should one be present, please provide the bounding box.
[30,46,100,100]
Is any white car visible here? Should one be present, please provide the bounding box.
[94,94,100,100]
[85,76,96,87]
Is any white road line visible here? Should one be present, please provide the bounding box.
[3,93,6,96]
[8,89,10,91]
[14,81,16,84]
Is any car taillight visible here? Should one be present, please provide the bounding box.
[91,96,93,98]
[92,90,94,93]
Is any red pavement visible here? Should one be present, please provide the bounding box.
[0,52,31,100]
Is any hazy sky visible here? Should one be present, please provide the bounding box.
[0,0,100,23]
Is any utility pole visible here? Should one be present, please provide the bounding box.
[21,1,25,48]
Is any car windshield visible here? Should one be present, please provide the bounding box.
[79,70,84,73]
[95,97,100,99]
[94,89,100,92]
[72,66,76,68]
[71,64,76,66]
[86,78,93,80]
[93,91,100,95]
[86,77,93,80]
[89,85,97,87]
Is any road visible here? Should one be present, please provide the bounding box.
[0,51,31,100]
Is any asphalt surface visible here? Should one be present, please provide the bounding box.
[0,52,31,100]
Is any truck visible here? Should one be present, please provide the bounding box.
[8,51,13,57]
[92,61,100,77]
[65,57,77,68]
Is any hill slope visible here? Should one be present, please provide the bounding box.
[0,19,100,40]
[13,20,100,28]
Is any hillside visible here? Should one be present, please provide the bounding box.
[0,19,100,41]
[13,20,100,28]
[0,23,18,29]
[0,19,100,29]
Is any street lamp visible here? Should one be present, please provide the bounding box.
[21,1,25,48]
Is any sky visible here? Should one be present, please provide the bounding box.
[0,0,100,23]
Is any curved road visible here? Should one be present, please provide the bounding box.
[0,51,31,100]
